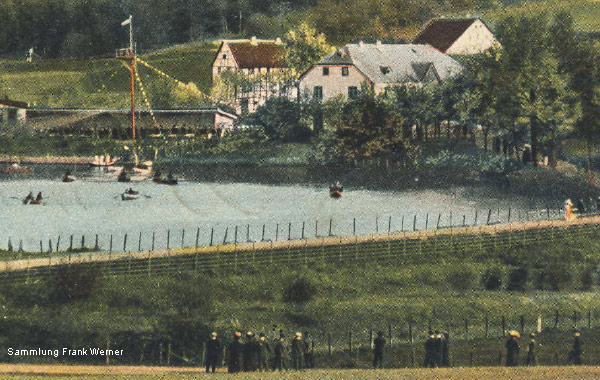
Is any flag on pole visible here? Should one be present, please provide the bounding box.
[121,16,132,26]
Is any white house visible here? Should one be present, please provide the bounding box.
[211,37,295,114]
[298,42,462,101]
[412,18,500,55]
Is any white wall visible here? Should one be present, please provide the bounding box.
[446,19,500,55]
[299,65,369,100]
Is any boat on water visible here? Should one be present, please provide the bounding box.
[121,188,140,201]
[329,182,343,199]
[117,169,131,183]
[23,192,43,205]
[1,163,33,174]
[62,170,76,183]
[152,170,178,185]
[90,154,117,167]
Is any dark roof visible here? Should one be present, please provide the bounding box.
[228,42,286,69]
[413,18,481,53]
[0,98,28,108]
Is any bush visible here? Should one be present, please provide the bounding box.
[49,263,99,303]
[534,267,572,291]
[283,277,317,303]
[482,268,503,290]
[506,267,529,291]
[446,267,477,290]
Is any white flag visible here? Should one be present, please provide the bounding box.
[121,16,131,26]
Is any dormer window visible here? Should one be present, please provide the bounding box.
[222,54,227,59]
[380,66,391,75]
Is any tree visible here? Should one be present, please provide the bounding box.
[244,97,312,142]
[282,22,333,77]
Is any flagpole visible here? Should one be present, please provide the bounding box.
[128,15,136,140]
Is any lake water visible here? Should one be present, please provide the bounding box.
[0,164,560,253]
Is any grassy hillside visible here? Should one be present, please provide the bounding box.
[0,41,219,109]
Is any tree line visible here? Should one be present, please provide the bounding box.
[246,13,600,172]
[0,0,502,58]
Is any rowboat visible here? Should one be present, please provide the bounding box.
[329,182,343,199]
[121,192,141,201]
[0,163,32,173]
[90,154,117,167]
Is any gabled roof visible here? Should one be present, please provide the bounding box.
[311,43,462,84]
[225,41,286,69]
[413,18,489,53]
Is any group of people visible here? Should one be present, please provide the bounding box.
[423,330,451,368]
[506,330,582,367]
[23,191,43,205]
[565,197,600,220]
[205,331,314,374]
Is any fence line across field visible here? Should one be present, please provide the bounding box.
[0,217,598,284]
[0,206,569,259]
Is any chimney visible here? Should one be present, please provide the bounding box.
[251,36,258,46]
[376,40,382,50]
[358,40,364,48]
[275,37,282,45]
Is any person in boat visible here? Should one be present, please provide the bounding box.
[126,188,137,195]
[167,172,174,181]
[153,170,162,181]
[35,192,43,203]
[24,192,34,203]
[118,169,129,182]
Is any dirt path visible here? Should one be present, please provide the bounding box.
[1,364,600,379]
[2,214,599,273]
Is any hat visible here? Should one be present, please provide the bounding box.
[529,333,535,338]
[234,332,242,338]
[259,332,265,337]
[211,332,217,337]
[247,331,253,337]
[508,331,521,338]
[574,331,581,337]
[295,332,302,338]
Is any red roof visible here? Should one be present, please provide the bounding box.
[413,18,482,53]
[228,42,286,69]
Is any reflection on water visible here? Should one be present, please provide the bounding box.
[0,164,556,253]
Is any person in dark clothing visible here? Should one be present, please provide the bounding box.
[373,331,386,368]
[36,192,43,202]
[205,332,220,373]
[227,332,243,373]
[576,199,586,213]
[526,333,537,366]
[257,332,271,371]
[291,332,305,370]
[441,331,450,367]
[434,331,443,367]
[505,332,521,367]
[568,331,582,365]
[243,332,256,372]
[303,331,314,369]
[424,332,436,368]
[273,335,288,371]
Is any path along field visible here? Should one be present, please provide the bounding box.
[1,364,600,379]
[1,213,596,273]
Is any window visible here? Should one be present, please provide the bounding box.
[342,67,349,76]
[314,86,323,100]
[322,67,329,76]
[348,86,359,99]
[222,54,227,59]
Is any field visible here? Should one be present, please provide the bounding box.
[2,366,600,380]
[0,41,219,109]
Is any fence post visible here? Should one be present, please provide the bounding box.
[138,232,142,252]
[436,214,441,230]
[388,216,391,235]
[485,315,489,338]
[555,310,559,328]
[222,227,228,245]
[348,331,352,356]
[352,218,356,236]
[486,209,492,225]
[181,228,185,247]
[329,219,333,237]
[56,236,60,252]
[376,215,379,234]
[210,228,214,246]
[123,233,128,252]
[465,318,469,340]
[401,215,404,231]
[39,240,43,254]
[69,235,73,252]
[520,315,525,334]
[425,213,429,230]
[413,215,417,231]
[301,221,305,239]
[234,225,238,244]
[588,310,592,329]
[369,327,373,349]
[473,209,478,226]
[275,223,279,241]
[501,316,506,337]
[288,223,291,240]
[328,332,332,356]
[151,232,155,251]
[167,229,171,250]
[388,324,392,346]
[81,235,85,249]
[94,234,99,251]
[262,224,266,241]
[408,321,413,343]
[109,234,113,257]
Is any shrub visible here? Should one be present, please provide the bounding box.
[507,267,529,291]
[482,268,503,290]
[446,267,477,290]
[283,277,317,303]
[535,267,572,291]
[49,263,99,303]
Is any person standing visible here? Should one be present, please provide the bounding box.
[525,333,537,366]
[243,332,256,371]
[424,332,436,368]
[273,334,289,371]
[505,331,521,367]
[568,331,582,365]
[441,331,450,367]
[303,331,314,369]
[434,331,443,367]
[227,332,243,373]
[257,333,271,371]
[373,331,386,369]
[205,332,220,373]
[291,332,305,370]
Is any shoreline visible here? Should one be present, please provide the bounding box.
[0,155,93,165]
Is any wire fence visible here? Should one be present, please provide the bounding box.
[1,216,598,285]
